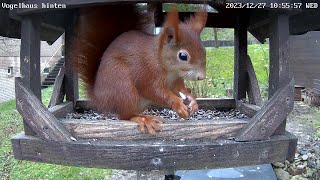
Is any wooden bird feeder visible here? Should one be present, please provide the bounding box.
[3,0,319,176]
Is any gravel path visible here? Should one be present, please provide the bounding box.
[273,102,320,180]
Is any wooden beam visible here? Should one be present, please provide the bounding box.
[61,119,248,141]
[75,98,236,111]
[151,3,164,28]
[1,12,63,44]
[269,13,291,135]
[48,64,65,108]
[269,13,290,97]
[236,101,261,118]
[289,10,320,35]
[145,3,157,35]
[20,15,41,101]
[64,11,79,105]
[11,131,296,170]
[246,55,263,106]
[234,15,248,100]
[19,14,42,136]
[235,79,294,142]
[12,131,297,170]
[155,12,236,28]
[49,101,74,118]
[15,77,75,142]
[15,0,211,15]
[286,132,298,162]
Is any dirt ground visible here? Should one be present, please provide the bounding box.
[287,102,319,146]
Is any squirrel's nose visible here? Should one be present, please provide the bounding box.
[197,73,205,80]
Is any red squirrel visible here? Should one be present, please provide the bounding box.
[71,5,207,134]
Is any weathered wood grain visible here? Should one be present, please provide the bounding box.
[60,119,248,140]
[286,131,298,162]
[15,77,74,142]
[19,15,42,136]
[246,55,263,106]
[11,131,297,170]
[49,101,74,118]
[269,14,290,135]
[75,98,236,111]
[20,15,41,100]
[14,0,301,15]
[234,15,248,100]
[15,0,211,15]
[269,14,290,98]
[48,65,65,108]
[235,79,294,141]
[289,9,320,35]
[64,12,79,105]
[236,101,261,118]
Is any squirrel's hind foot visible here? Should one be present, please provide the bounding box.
[130,115,165,135]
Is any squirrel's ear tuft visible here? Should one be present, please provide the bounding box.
[188,11,208,33]
[162,10,181,43]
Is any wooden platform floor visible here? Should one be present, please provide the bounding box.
[11,131,297,170]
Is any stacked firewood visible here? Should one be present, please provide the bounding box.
[302,88,320,107]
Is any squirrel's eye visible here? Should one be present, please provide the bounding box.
[178,50,189,61]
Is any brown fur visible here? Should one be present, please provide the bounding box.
[72,5,208,134]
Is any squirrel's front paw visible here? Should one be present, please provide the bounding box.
[187,95,199,115]
[172,98,189,119]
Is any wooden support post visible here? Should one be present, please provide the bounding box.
[48,65,65,108]
[269,14,291,135]
[153,3,164,27]
[19,15,41,136]
[234,15,248,100]
[64,12,79,105]
[146,3,158,35]
[246,55,263,106]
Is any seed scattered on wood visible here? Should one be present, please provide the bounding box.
[65,108,248,121]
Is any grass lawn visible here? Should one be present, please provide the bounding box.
[0,44,272,179]
[188,44,269,98]
[0,87,111,180]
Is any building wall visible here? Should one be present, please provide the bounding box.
[0,56,19,102]
[0,35,63,103]
[289,31,320,88]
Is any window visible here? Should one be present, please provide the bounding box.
[7,67,13,76]
[43,67,50,74]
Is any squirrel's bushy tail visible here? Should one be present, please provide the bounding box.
[71,5,148,96]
